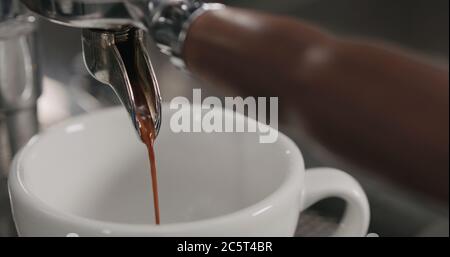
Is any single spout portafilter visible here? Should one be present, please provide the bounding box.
[20,0,223,139]
[82,27,162,139]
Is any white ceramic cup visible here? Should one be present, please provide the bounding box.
[9,104,370,236]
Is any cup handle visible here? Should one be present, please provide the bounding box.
[302,167,370,237]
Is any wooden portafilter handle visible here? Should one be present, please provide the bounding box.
[182,8,449,201]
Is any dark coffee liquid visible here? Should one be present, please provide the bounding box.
[137,115,160,225]
[114,28,161,225]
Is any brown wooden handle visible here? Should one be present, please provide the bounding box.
[182,7,449,201]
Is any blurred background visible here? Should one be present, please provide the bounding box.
[1,0,448,236]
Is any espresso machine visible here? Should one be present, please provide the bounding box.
[0,0,448,237]
[19,0,448,200]
[0,0,223,180]
[0,0,40,177]
[17,0,228,141]
[0,0,40,236]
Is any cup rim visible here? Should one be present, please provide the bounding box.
[9,105,305,235]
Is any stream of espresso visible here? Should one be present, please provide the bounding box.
[137,114,160,225]
[114,27,161,225]
[131,74,161,226]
